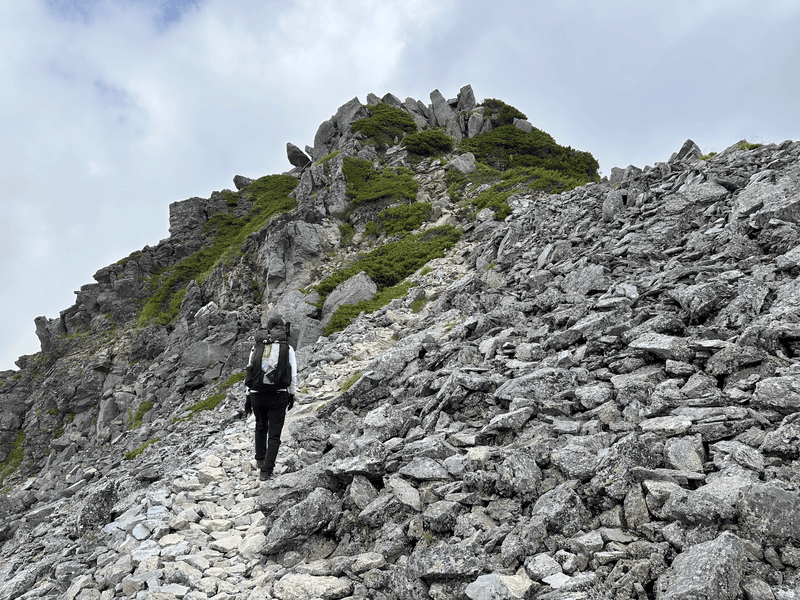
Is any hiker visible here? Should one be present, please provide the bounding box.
[244,315,297,481]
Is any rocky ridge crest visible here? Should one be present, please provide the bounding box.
[1,86,800,599]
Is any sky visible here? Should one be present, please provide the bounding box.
[2,0,800,370]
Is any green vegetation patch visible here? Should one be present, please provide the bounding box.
[343,157,418,206]
[316,150,340,169]
[221,189,240,207]
[124,438,160,461]
[402,129,454,157]
[379,202,433,235]
[350,103,417,151]
[341,371,363,392]
[139,175,298,327]
[411,297,429,313]
[0,430,24,490]
[738,141,762,151]
[219,372,246,391]
[325,281,414,335]
[174,392,226,423]
[460,125,599,180]
[446,162,504,203]
[339,223,356,246]
[129,401,154,430]
[481,98,528,126]
[314,225,461,299]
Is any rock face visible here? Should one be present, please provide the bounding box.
[2,87,800,600]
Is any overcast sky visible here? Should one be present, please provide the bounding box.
[2,0,799,370]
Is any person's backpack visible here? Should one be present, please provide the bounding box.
[245,335,292,393]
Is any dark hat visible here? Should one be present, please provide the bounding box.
[266,314,286,329]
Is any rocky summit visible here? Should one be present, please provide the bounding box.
[1,85,800,600]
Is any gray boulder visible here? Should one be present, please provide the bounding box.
[467,113,484,138]
[628,332,693,363]
[334,96,369,135]
[263,487,342,554]
[530,481,589,537]
[286,142,311,168]
[752,376,800,414]
[448,152,476,175]
[273,574,352,600]
[513,118,534,133]
[736,482,800,545]
[760,412,800,458]
[655,532,744,600]
[465,573,536,600]
[407,543,487,581]
[76,481,117,536]
[233,174,253,190]
[312,118,337,161]
[457,84,477,112]
[430,89,456,127]
[321,271,377,326]
[670,138,702,163]
[602,190,625,222]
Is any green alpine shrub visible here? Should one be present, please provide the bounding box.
[350,103,417,150]
[402,129,454,156]
[342,157,418,205]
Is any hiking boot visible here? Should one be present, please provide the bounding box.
[259,469,272,481]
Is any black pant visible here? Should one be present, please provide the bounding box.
[251,391,289,473]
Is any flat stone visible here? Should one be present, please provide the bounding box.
[629,332,694,362]
[542,572,572,589]
[398,457,451,481]
[639,415,693,437]
[465,573,536,600]
[272,574,352,600]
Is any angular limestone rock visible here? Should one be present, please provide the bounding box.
[655,532,744,600]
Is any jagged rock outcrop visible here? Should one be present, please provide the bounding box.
[1,86,800,600]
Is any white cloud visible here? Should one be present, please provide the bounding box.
[0,0,452,369]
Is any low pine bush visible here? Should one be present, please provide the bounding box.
[460,125,599,180]
[342,157,418,205]
[379,202,433,235]
[350,103,417,151]
[314,225,461,300]
[481,98,527,126]
[403,129,454,157]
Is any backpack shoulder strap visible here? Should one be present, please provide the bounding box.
[251,341,265,366]
[277,341,291,387]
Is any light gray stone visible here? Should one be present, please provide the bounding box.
[429,89,456,127]
[655,532,744,599]
[465,573,536,600]
[448,152,476,175]
[273,574,352,600]
[321,271,377,326]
